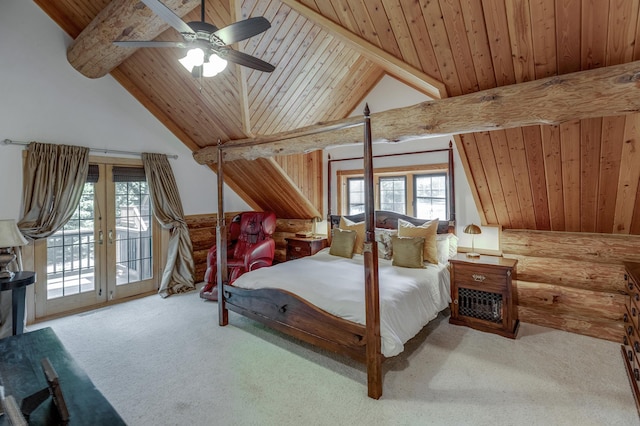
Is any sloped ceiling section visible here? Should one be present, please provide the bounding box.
[35,0,640,232]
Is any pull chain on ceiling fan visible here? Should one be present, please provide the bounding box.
[114,0,275,77]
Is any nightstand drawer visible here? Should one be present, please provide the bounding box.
[285,237,328,261]
[452,265,510,291]
[288,240,312,257]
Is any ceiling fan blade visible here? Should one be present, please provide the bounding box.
[141,0,196,36]
[212,17,271,45]
[222,49,275,73]
[113,41,188,48]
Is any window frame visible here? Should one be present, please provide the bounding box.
[413,172,448,221]
[337,163,449,220]
[378,175,407,214]
[346,177,365,215]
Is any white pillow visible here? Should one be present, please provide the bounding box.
[436,237,449,264]
[435,233,459,263]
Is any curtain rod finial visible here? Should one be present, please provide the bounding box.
[364,104,370,116]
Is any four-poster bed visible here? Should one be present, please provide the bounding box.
[214,106,456,399]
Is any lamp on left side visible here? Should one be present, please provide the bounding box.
[0,219,28,279]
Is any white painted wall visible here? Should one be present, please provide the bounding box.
[0,0,249,222]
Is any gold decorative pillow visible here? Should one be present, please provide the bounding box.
[329,228,357,258]
[397,218,439,265]
[391,236,425,268]
[339,217,365,254]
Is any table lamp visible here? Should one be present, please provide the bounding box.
[0,219,28,279]
[463,223,481,258]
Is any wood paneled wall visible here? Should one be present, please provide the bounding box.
[275,150,323,216]
[185,213,314,282]
[459,114,640,234]
[502,229,640,341]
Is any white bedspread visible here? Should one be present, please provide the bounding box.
[231,248,451,357]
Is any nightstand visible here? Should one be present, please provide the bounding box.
[449,254,519,338]
[285,237,328,261]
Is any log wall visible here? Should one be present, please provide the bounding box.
[185,213,315,282]
[502,229,640,342]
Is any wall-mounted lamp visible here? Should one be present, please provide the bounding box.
[463,223,482,258]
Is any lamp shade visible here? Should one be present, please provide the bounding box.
[463,224,482,235]
[202,53,227,77]
[0,220,27,247]
[179,48,205,72]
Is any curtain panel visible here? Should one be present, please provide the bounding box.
[2,142,88,338]
[18,142,89,239]
[142,153,195,297]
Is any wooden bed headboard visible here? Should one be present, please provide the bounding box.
[329,210,455,234]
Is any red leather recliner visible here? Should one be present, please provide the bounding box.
[200,211,277,301]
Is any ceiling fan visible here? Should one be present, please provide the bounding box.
[114,0,275,77]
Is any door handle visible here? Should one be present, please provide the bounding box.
[98,230,104,245]
[108,230,114,244]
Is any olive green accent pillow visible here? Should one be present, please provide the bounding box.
[391,236,426,268]
[397,218,439,265]
[330,228,357,258]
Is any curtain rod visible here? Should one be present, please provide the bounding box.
[2,139,179,160]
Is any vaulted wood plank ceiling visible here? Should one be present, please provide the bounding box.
[34,0,640,233]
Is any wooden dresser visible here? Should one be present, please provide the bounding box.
[449,254,519,339]
[622,261,640,415]
[285,237,328,261]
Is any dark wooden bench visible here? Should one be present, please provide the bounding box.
[0,327,125,425]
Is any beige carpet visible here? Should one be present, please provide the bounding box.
[31,287,639,426]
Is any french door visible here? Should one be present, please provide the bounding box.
[35,158,160,318]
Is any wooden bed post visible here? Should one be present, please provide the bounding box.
[362,105,382,399]
[448,141,456,225]
[217,140,228,326]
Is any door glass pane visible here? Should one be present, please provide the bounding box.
[115,181,153,285]
[46,183,95,299]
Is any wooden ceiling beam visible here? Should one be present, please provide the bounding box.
[194,60,640,164]
[279,0,447,100]
[67,0,199,78]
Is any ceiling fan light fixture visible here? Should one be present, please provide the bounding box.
[179,48,205,72]
[202,53,228,77]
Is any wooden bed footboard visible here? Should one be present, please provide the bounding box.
[224,284,371,363]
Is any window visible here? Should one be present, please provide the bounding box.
[338,164,449,220]
[379,176,406,214]
[415,173,447,220]
[347,177,365,215]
